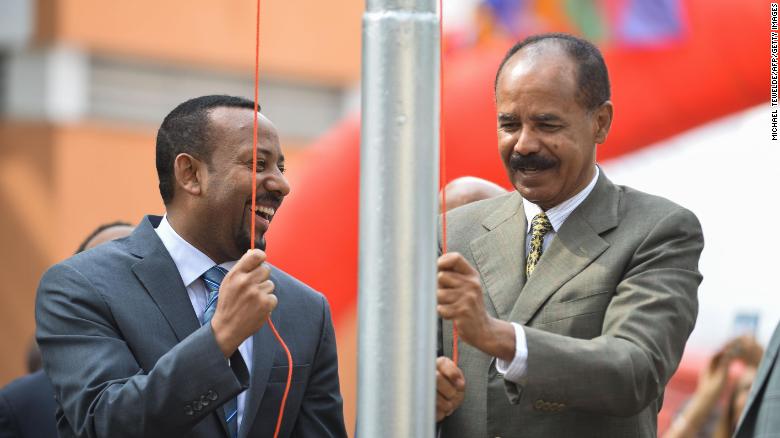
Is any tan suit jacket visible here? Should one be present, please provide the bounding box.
[439,171,703,438]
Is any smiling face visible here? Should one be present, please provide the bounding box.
[195,106,290,262]
[495,44,612,210]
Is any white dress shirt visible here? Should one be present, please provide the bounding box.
[496,166,600,382]
[154,216,253,427]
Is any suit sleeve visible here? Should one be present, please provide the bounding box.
[35,263,250,438]
[291,296,348,437]
[505,207,703,417]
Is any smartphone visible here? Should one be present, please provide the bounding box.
[732,311,760,338]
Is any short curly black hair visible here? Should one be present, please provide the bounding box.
[494,33,611,111]
[156,95,258,205]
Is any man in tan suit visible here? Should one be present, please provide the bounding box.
[435,33,704,437]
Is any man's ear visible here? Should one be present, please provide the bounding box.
[593,101,613,145]
[173,153,205,198]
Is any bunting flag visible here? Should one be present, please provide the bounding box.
[480,0,684,46]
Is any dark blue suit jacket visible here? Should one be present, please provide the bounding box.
[0,370,58,438]
[36,215,346,438]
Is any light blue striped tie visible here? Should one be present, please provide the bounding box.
[201,266,238,438]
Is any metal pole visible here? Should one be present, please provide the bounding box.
[357,0,439,436]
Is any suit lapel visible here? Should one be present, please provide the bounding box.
[129,216,229,437]
[238,271,282,437]
[508,172,620,324]
[740,324,780,429]
[129,216,201,342]
[237,326,275,437]
[508,212,609,324]
[470,193,527,320]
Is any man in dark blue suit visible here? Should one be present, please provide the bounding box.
[1,222,134,438]
[35,95,347,438]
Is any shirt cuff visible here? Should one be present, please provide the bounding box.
[495,322,528,383]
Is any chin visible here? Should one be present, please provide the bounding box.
[236,233,266,254]
[516,186,554,208]
[514,182,538,200]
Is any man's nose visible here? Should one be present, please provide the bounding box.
[513,127,541,156]
[263,172,291,197]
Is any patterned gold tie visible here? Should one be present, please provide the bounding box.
[526,212,553,277]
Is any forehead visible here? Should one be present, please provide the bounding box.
[207,106,281,156]
[496,46,580,112]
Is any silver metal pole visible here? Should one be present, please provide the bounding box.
[357,0,439,436]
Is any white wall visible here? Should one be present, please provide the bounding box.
[602,104,779,352]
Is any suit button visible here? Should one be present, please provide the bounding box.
[207,390,218,401]
[200,395,210,406]
[534,400,544,410]
[184,404,194,416]
[193,400,203,411]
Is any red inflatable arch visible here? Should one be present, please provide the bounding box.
[267,0,764,327]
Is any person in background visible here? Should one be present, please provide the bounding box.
[442,176,507,212]
[75,221,134,253]
[662,336,763,438]
[25,338,42,374]
[0,221,134,438]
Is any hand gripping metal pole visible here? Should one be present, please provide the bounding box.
[357,0,439,436]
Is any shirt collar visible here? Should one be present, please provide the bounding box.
[523,165,600,233]
[154,215,237,288]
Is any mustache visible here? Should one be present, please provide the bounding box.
[509,153,557,171]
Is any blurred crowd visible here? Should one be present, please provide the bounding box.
[664,336,764,438]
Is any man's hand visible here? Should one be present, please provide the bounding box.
[437,252,515,361]
[728,335,764,368]
[694,349,732,401]
[211,249,277,357]
[436,357,465,422]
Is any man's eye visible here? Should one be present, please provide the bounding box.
[254,161,265,171]
[500,123,520,132]
[278,165,286,174]
[539,124,561,131]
